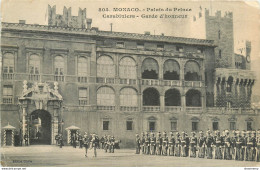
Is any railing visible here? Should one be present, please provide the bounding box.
[29,74,40,81]
[3,73,14,80]
[186,107,203,112]
[119,78,137,85]
[165,106,182,112]
[206,107,256,115]
[141,79,160,86]
[78,77,87,83]
[184,81,203,87]
[120,106,139,112]
[97,105,115,111]
[96,77,115,84]
[79,100,88,106]
[54,75,64,82]
[142,106,160,112]
[2,97,13,104]
[163,80,180,86]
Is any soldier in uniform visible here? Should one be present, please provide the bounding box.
[135,134,141,154]
[91,134,98,157]
[55,134,59,146]
[83,132,90,157]
[104,135,108,153]
[246,131,255,161]
[205,130,214,159]
[107,135,112,153]
[168,132,175,156]
[100,136,105,149]
[235,130,243,161]
[241,130,247,161]
[224,130,232,160]
[180,131,187,157]
[78,133,83,149]
[214,130,223,159]
[156,132,162,155]
[141,132,145,154]
[252,131,257,161]
[231,130,238,160]
[144,132,150,155]
[190,131,197,158]
[175,132,181,157]
[161,132,168,156]
[24,133,29,146]
[58,133,64,148]
[150,133,156,155]
[110,136,115,153]
[256,130,260,162]
[198,131,205,158]
[71,133,77,148]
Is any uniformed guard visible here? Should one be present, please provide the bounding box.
[198,131,205,158]
[83,132,90,157]
[168,132,175,156]
[58,133,64,148]
[24,132,28,146]
[55,134,59,146]
[135,134,141,154]
[150,133,156,155]
[235,130,243,161]
[231,130,238,160]
[144,132,150,155]
[141,132,145,154]
[246,131,254,161]
[214,130,223,159]
[107,135,112,153]
[71,133,77,148]
[256,130,260,162]
[241,130,247,161]
[111,136,115,153]
[224,130,232,160]
[175,132,181,157]
[100,136,105,149]
[205,130,214,159]
[78,133,83,148]
[104,135,108,153]
[156,132,162,155]
[180,131,188,157]
[162,132,168,156]
[91,134,98,157]
[190,131,197,158]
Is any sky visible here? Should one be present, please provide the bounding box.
[1,0,260,94]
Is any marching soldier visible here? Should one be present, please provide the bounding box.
[168,132,175,156]
[180,131,188,157]
[107,135,112,153]
[252,131,257,161]
[245,131,255,161]
[58,133,64,148]
[175,132,181,157]
[150,133,156,155]
[190,132,197,158]
[224,130,232,160]
[91,134,98,157]
[135,134,141,154]
[24,132,29,146]
[205,130,214,159]
[104,135,108,153]
[162,132,168,156]
[78,133,83,149]
[144,132,150,155]
[235,130,243,161]
[83,132,90,157]
[257,130,260,162]
[198,131,205,158]
[141,132,145,154]
[214,130,223,159]
[110,136,115,153]
[156,132,162,155]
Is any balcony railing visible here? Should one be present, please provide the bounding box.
[29,74,40,81]
[79,100,88,106]
[120,78,137,85]
[2,97,13,104]
[3,73,14,80]
[184,81,204,87]
[96,77,115,84]
[120,106,139,112]
[97,105,115,111]
[142,106,160,112]
[54,75,64,82]
[165,106,182,112]
[78,77,87,83]
[186,107,203,113]
[163,80,180,86]
[142,79,160,86]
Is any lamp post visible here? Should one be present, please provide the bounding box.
[60,119,64,135]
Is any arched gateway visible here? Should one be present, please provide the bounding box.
[18,81,63,145]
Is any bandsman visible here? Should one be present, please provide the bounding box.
[205,130,214,159]
[214,130,223,159]
[144,132,150,155]
[150,133,156,155]
[252,131,257,161]
[224,130,232,160]
[175,132,181,157]
[190,131,197,158]
[256,130,260,162]
[162,132,168,156]
[198,131,205,158]
[107,135,112,153]
[180,131,188,157]
[168,132,175,156]
[156,132,162,155]
[136,134,141,154]
[141,132,145,154]
[91,133,98,157]
[110,136,115,153]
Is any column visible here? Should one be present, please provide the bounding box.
[160,95,165,112]
[181,94,186,112]
[180,60,185,81]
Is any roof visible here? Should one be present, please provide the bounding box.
[3,123,16,130]
[65,125,80,130]
[1,22,215,47]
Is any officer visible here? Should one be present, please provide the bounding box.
[135,134,141,154]
[141,132,145,154]
[58,133,64,148]
[175,132,181,157]
[150,133,156,155]
[144,132,150,155]
[214,130,223,159]
[111,136,115,153]
[91,134,98,157]
[235,130,243,161]
[190,131,197,158]
[224,130,232,160]
[24,133,28,146]
[78,133,83,149]
[198,131,205,158]
[256,130,260,162]
[83,132,90,157]
[156,132,162,155]
[205,130,214,159]
[168,132,175,156]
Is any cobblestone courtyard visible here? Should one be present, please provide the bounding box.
[1,146,259,167]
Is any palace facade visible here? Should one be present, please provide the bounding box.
[1,6,258,147]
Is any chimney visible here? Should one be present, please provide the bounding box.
[19,20,26,24]
[144,31,150,35]
[87,19,92,29]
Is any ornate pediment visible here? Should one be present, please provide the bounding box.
[19,80,63,110]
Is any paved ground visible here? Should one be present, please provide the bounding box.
[1,145,260,167]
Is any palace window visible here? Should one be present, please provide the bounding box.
[97,86,115,106]
[148,117,156,131]
[119,57,136,79]
[149,122,155,131]
[120,88,138,107]
[192,122,198,131]
[165,89,181,106]
[54,56,65,75]
[78,56,87,76]
[143,88,160,106]
[97,55,115,78]
[103,121,109,130]
[78,88,87,105]
[2,85,13,104]
[3,53,14,73]
[176,46,184,52]
[171,121,177,131]
[230,122,236,130]
[29,54,40,74]
[247,121,252,131]
[186,89,201,107]
[163,59,180,80]
[142,58,159,79]
[184,60,201,81]
[213,122,219,131]
[126,120,133,131]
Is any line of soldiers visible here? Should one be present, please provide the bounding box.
[135,130,260,162]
